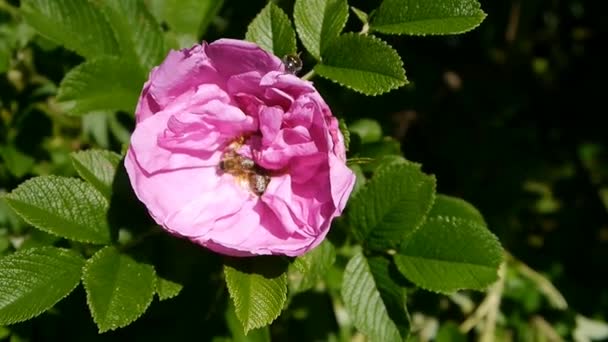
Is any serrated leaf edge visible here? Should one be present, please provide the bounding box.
[349,160,437,249]
[82,246,156,333]
[245,2,296,56]
[396,216,503,294]
[3,175,110,244]
[0,247,84,325]
[315,33,407,96]
[371,11,487,36]
[224,265,287,334]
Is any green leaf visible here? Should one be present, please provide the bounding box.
[348,161,436,251]
[0,247,84,325]
[394,195,503,293]
[288,240,336,293]
[21,0,118,59]
[155,276,183,301]
[315,33,406,95]
[71,150,122,200]
[0,145,35,178]
[429,194,486,225]
[82,247,156,333]
[351,7,369,25]
[148,0,223,48]
[341,253,401,342]
[224,257,288,333]
[245,3,296,57]
[368,256,410,339]
[225,301,271,342]
[4,176,111,244]
[293,0,348,60]
[56,57,144,115]
[349,118,383,144]
[370,0,487,35]
[99,0,166,72]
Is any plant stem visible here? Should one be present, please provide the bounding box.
[301,69,316,81]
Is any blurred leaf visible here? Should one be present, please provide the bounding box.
[99,0,166,73]
[338,118,350,151]
[245,3,296,57]
[82,246,156,333]
[0,40,10,73]
[293,0,348,60]
[0,247,84,325]
[21,0,118,59]
[56,56,143,115]
[436,322,467,342]
[82,112,111,148]
[148,0,223,47]
[341,253,401,342]
[370,0,487,35]
[288,240,336,293]
[394,195,503,293]
[0,326,8,339]
[4,176,111,244]
[70,150,121,200]
[574,315,608,342]
[155,276,183,301]
[349,119,383,144]
[315,33,406,95]
[0,145,35,178]
[348,160,436,251]
[224,257,288,333]
[225,301,271,342]
[368,255,410,339]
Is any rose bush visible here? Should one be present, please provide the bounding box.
[125,39,355,257]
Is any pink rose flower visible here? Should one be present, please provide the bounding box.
[124,39,355,257]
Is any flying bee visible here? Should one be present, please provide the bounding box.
[282,53,303,75]
[219,151,271,196]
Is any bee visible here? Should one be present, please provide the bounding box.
[219,150,270,196]
[282,53,303,75]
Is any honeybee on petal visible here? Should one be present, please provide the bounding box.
[249,173,271,195]
[219,149,270,196]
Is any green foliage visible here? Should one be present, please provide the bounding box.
[288,240,336,294]
[342,253,401,342]
[70,150,121,200]
[98,0,166,73]
[0,247,84,325]
[148,0,222,48]
[0,0,542,339]
[367,255,410,339]
[21,0,118,58]
[293,0,348,60]
[155,276,183,301]
[56,56,144,115]
[225,302,271,342]
[394,195,503,293]
[348,160,436,251]
[82,247,156,333]
[245,3,296,58]
[349,118,383,144]
[4,176,111,244]
[315,33,407,95]
[224,257,288,334]
[370,0,487,35]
